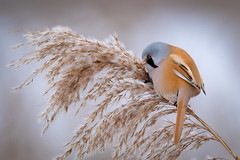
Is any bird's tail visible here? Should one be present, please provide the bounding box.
[174,89,190,146]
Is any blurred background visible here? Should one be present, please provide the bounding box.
[1,0,240,159]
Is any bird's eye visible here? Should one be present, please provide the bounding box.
[147,55,152,59]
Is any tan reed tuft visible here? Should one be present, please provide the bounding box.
[11,26,239,160]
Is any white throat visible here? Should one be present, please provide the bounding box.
[146,63,156,74]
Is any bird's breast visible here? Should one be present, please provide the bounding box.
[149,60,179,103]
[149,58,198,103]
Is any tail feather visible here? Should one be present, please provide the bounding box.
[174,102,187,145]
[174,88,191,146]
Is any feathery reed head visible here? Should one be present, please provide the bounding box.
[12,26,234,160]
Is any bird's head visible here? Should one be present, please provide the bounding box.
[142,42,170,73]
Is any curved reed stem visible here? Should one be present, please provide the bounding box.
[187,107,239,160]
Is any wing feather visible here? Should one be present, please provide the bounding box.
[170,54,200,89]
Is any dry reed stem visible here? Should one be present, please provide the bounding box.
[11,26,239,160]
[187,108,240,160]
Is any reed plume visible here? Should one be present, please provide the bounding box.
[11,26,239,160]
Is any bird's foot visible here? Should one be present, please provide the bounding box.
[174,101,177,107]
[144,79,151,83]
[144,73,153,84]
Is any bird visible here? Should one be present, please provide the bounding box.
[142,42,206,146]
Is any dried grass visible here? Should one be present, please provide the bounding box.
[11,26,239,160]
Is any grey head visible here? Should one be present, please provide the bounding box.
[142,42,170,71]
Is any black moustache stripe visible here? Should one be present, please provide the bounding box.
[147,58,158,68]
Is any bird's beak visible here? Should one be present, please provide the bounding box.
[142,57,147,65]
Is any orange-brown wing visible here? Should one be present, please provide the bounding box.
[170,54,201,90]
